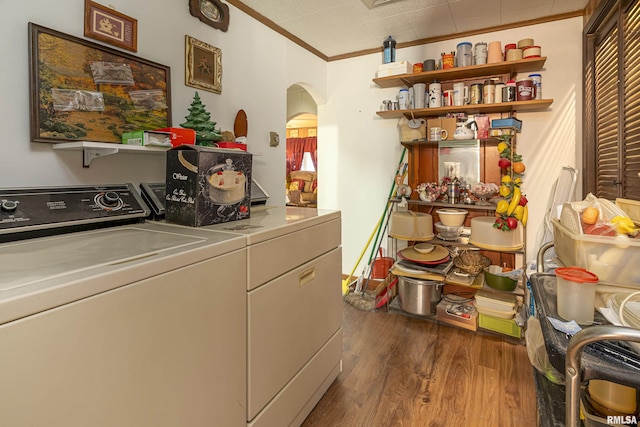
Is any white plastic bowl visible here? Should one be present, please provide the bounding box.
[436,209,468,227]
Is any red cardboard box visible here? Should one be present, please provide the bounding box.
[215,142,247,151]
[156,127,196,147]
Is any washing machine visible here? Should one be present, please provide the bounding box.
[0,184,247,427]
[139,183,343,427]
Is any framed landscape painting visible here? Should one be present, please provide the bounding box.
[29,23,171,144]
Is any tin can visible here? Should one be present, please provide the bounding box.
[474,42,488,65]
[429,81,442,108]
[503,81,516,102]
[516,79,535,101]
[413,63,424,73]
[495,83,505,103]
[483,80,495,104]
[528,74,542,99]
[470,83,483,104]
[441,52,455,69]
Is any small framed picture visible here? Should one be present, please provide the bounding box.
[84,0,137,52]
[185,35,222,94]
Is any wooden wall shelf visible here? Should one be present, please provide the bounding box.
[373,57,547,88]
[377,99,553,119]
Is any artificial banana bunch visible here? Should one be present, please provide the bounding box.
[507,186,521,215]
[611,215,638,236]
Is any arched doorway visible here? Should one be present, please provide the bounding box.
[286,84,318,207]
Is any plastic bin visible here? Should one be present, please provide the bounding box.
[478,313,522,338]
[552,218,640,289]
[474,289,518,319]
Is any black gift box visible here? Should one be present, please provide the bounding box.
[165,145,252,227]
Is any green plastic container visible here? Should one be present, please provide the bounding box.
[478,313,522,338]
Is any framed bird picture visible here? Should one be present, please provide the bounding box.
[185,35,222,94]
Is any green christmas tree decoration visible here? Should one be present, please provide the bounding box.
[180,92,222,146]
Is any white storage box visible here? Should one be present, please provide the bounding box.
[552,218,640,288]
[377,61,412,78]
[474,289,517,319]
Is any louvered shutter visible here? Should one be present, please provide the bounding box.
[622,0,640,198]
[594,24,620,200]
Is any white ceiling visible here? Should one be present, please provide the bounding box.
[234,0,588,58]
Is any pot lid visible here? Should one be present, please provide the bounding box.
[555,267,599,283]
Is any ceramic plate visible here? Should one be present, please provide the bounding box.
[398,245,450,264]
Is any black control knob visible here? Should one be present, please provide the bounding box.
[103,191,121,206]
[1,200,18,212]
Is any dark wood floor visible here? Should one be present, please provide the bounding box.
[302,302,537,427]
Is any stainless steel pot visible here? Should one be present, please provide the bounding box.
[397,276,442,316]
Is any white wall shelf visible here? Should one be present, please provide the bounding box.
[52,141,169,167]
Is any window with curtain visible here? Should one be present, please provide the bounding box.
[286,137,317,177]
[584,0,640,199]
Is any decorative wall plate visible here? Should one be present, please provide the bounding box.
[189,0,229,32]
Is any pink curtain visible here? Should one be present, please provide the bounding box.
[286,137,317,176]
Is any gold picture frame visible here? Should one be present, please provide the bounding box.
[185,35,222,94]
[84,0,138,52]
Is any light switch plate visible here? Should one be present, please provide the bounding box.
[269,131,280,147]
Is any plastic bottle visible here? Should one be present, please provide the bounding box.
[383,35,396,64]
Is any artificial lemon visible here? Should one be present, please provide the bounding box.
[501,175,512,184]
[499,184,511,197]
[497,142,508,153]
[496,199,509,214]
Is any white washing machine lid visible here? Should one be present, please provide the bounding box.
[0,222,244,325]
[196,206,341,245]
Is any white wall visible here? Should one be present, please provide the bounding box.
[320,18,583,273]
[0,0,326,207]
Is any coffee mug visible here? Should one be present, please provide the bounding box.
[429,127,448,141]
[453,83,469,106]
[442,90,454,107]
